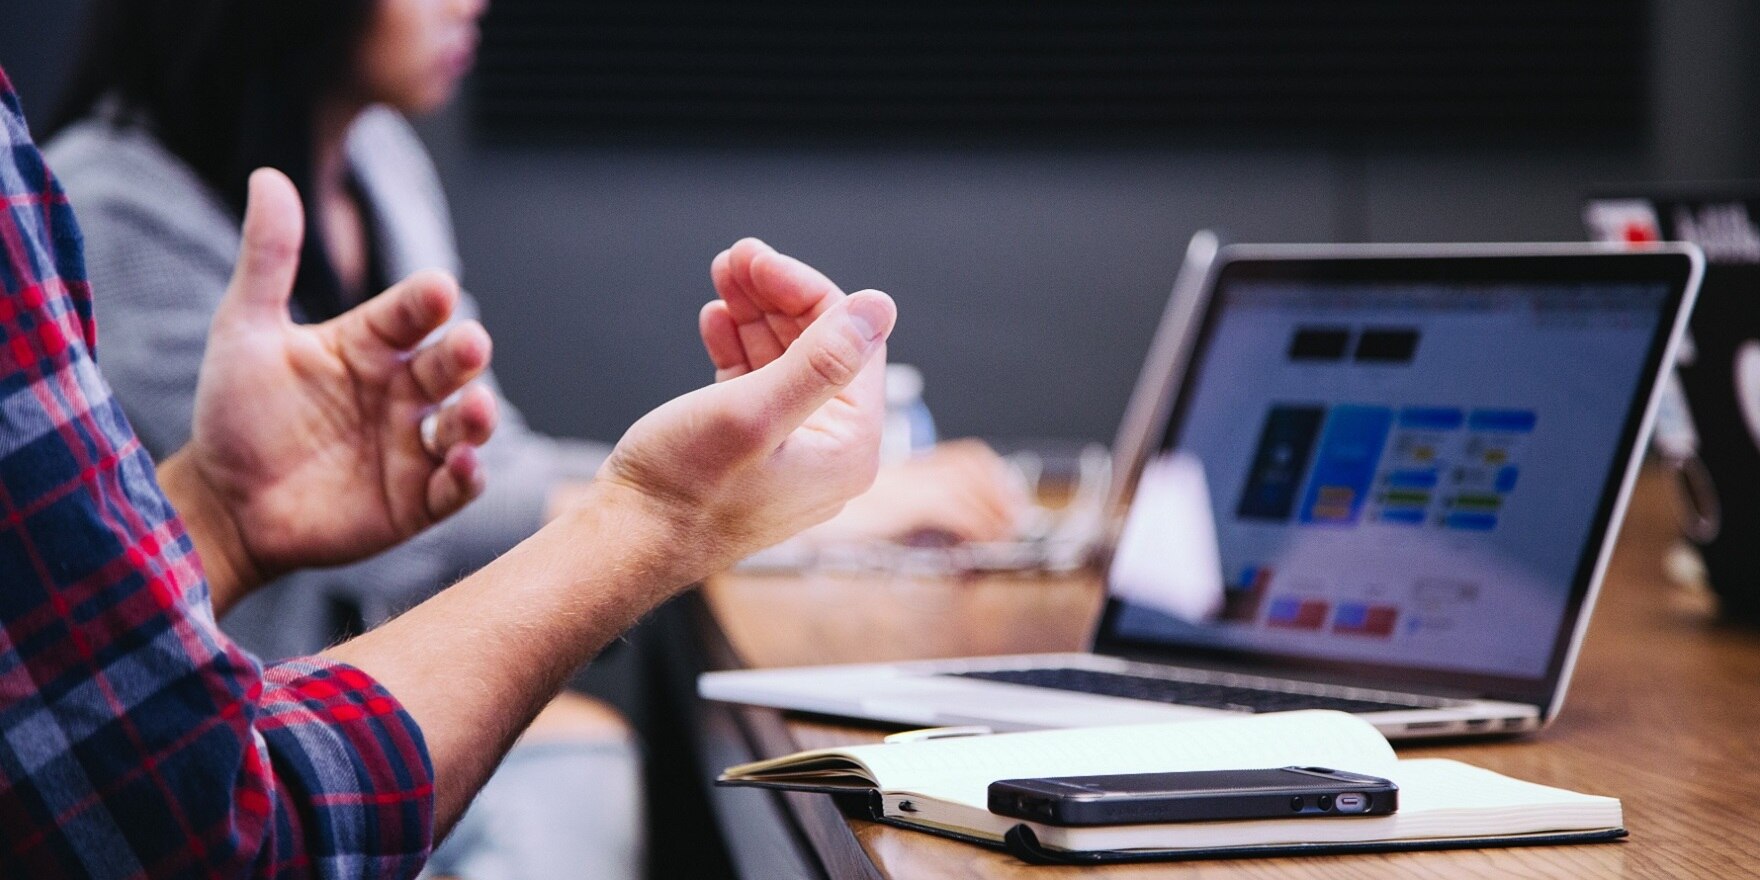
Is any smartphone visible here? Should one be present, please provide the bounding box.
[988,766,1398,826]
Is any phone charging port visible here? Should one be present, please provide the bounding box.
[1333,793,1369,814]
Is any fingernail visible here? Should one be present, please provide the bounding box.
[846,294,890,343]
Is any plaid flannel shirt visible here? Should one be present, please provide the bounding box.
[0,69,434,878]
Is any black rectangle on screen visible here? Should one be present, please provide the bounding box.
[1354,328,1420,363]
[1288,327,1351,361]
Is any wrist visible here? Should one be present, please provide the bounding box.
[563,477,720,593]
[158,449,269,607]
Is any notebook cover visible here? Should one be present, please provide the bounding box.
[714,778,876,796]
[997,822,1629,865]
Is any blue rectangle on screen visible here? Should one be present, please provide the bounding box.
[1266,597,1302,623]
[1379,508,1425,525]
[1298,406,1393,525]
[1334,603,1368,628]
[1385,469,1439,489]
[1468,409,1537,432]
[1397,407,1464,430]
[1445,512,1499,531]
[1236,405,1326,521]
[1233,566,1261,591]
[1495,466,1520,493]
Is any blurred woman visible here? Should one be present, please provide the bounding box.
[45,1,1024,877]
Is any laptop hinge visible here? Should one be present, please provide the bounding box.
[1091,644,1495,703]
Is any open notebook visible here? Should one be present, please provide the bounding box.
[719,711,1623,863]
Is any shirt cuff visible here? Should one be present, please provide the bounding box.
[256,658,435,878]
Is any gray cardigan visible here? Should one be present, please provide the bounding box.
[47,106,609,659]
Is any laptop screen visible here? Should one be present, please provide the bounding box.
[1098,251,1694,704]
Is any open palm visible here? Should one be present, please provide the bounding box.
[186,169,497,580]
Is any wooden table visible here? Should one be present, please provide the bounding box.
[692,468,1760,878]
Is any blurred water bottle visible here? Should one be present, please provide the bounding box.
[882,364,937,463]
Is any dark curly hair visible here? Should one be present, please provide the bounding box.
[47,0,379,321]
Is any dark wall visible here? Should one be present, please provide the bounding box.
[6,1,1759,445]
[0,2,83,128]
[426,131,1656,444]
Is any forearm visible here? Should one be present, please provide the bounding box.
[158,449,264,615]
[324,480,692,830]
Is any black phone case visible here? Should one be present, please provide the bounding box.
[990,768,1397,825]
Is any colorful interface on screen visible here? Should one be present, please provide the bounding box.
[1108,279,1668,679]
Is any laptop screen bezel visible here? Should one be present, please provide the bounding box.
[1091,246,1699,709]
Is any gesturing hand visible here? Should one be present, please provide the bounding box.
[595,239,896,579]
[168,169,498,600]
[701,240,1028,547]
[699,237,844,380]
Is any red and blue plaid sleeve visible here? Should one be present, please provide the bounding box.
[0,69,434,878]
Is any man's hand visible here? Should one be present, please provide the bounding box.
[702,239,1027,547]
[594,239,896,580]
[698,237,842,381]
[160,169,497,608]
[329,239,893,826]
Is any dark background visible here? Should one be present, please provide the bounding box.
[3,1,1758,446]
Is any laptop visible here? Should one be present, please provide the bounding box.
[701,242,1704,740]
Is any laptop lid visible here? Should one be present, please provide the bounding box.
[1105,230,1221,531]
[1092,244,1702,715]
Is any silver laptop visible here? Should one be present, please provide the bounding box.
[701,242,1703,740]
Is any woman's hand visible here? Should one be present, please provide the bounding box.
[807,439,1030,545]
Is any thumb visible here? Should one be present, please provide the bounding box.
[728,289,896,439]
[219,168,304,325]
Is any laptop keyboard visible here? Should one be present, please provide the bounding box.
[947,668,1435,714]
